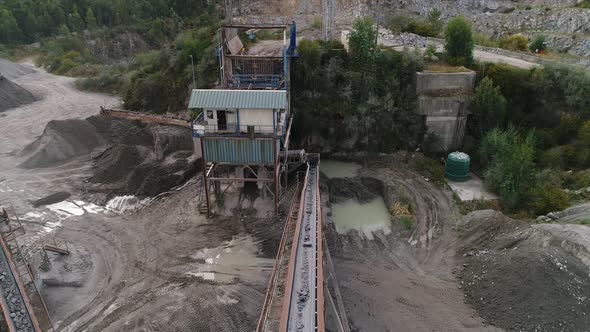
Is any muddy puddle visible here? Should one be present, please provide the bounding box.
[320,160,361,178]
[331,198,391,240]
[185,236,271,283]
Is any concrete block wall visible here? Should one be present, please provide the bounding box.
[416,71,476,151]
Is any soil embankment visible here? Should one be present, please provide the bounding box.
[458,210,590,331]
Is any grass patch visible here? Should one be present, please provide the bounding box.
[579,219,590,225]
[415,156,446,187]
[311,17,322,29]
[400,215,414,230]
[458,197,501,215]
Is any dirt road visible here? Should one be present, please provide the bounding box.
[378,35,538,70]
[324,158,501,331]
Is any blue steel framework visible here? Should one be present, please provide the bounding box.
[197,23,296,217]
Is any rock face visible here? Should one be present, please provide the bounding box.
[237,0,590,58]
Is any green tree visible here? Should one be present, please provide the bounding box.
[85,7,98,30]
[348,17,377,71]
[427,8,442,35]
[481,128,537,211]
[470,77,507,139]
[0,8,23,44]
[67,6,84,31]
[58,23,70,35]
[444,16,474,65]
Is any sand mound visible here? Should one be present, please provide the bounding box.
[0,77,37,112]
[19,119,103,168]
[0,59,35,80]
[458,210,590,331]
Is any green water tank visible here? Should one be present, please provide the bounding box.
[445,152,470,182]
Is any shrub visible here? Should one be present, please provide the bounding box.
[416,157,446,185]
[482,129,537,211]
[444,16,474,65]
[386,14,438,37]
[577,120,590,146]
[533,128,558,150]
[427,8,443,35]
[469,77,507,139]
[311,17,322,29]
[413,22,436,37]
[530,184,569,215]
[529,35,546,53]
[499,34,529,52]
[400,215,414,230]
[479,127,518,168]
[561,170,590,189]
[575,1,590,8]
[474,34,499,47]
[386,15,413,34]
[555,114,582,145]
[539,147,563,169]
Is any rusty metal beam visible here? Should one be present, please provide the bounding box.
[201,139,211,217]
[316,169,325,332]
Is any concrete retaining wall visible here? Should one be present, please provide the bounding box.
[417,95,472,117]
[416,71,475,151]
[416,71,476,94]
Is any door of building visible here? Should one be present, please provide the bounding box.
[217,110,227,130]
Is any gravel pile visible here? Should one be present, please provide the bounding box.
[0,78,37,113]
[458,210,590,331]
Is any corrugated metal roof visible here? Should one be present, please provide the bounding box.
[188,89,287,109]
[203,138,277,164]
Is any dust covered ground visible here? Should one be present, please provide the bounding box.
[0,59,278,331]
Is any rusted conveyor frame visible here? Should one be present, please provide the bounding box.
[99,107,190,128]
[0,235,42,332]
[256,170,305,331]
